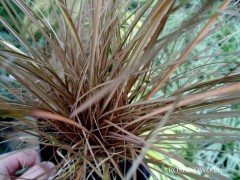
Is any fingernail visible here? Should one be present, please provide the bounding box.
[42,161,55,169]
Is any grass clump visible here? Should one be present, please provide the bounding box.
[0,0,240,179]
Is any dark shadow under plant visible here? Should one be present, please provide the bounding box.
[0,0,240,179]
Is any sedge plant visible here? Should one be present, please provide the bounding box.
[0,0,240,179]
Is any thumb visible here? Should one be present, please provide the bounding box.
[17,162,55,180]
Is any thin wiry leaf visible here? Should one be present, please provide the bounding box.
[0,0,239,179]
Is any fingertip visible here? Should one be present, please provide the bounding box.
[42,161,55,169]
[17,161,56,180]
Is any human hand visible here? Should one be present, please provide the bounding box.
[0,149,55,180]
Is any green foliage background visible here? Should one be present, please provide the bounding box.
[0,0,239,179]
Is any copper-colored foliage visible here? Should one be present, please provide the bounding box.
[0,0,239,179]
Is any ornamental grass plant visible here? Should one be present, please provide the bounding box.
[0,0,240,179]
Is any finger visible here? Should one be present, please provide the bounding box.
[0,169,11,180]
[0,149,40,176]
[17,161,55,180]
